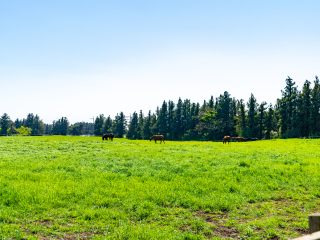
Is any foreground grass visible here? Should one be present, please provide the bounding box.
[0,137,319,239]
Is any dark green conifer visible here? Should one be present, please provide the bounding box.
[247,94,258,137]
[0,113,11,136]
[127,112,138,139]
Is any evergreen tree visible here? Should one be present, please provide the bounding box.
[280,76,296,136]
[208,96,214,109]
[230,98,237,136]
[167,101,175,140]
[157,101,168,136]
[94,114,105,136]
[45,124,52,135]
[300,80,312,137]
[173,98,183,139]
[181,99,191,136]
[25,113,35,129]
[136,110,144,139]
[102,115,113,134]
[265,104,274,139]
[189,103,197,130]
[247,94,258,137]
[194,103,200,127]
[32,114,45,135]
[185,102,200,140]
[52,117,69,135]
[15,119,22,129]
[235,100,245,136]
[257,101,267,139]
[200,100,207,111]
[150,113,158,135]
[69,124,83,135]
[113,112,126,138]
[142,110,152,139]
[127,112,138,139]
[216,91,232,137]
[311,76,320,135]
[61,117,69,135]
[0,113,11,135]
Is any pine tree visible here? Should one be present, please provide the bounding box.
[280,76,296,136]
[25,113,34,129]
[173,98,183,139]
[15,119,22,129]
[114,112,126,138]
[247,94,258,137]
[142,111,152,139]
[194,103,200,127]
[300,80,312,137]
[127,112,138,139]
[311,76,320,135]
[102,115,113,134]
[136,110,144,139]
[69,124,83,135]
[216,91,232,136]
[257,102,267,139]
[200,100,207,111]
[150,113,158,135]
[181,99,191,136]
[32,115,45,135]
[157,101,168,136]
[167,101,175,140]
[45,124,52,135]
[208,96,214,109]
[230,98,237,136]
[94,114,105,136]
[237,99,247,137]
[0,113,11,135]
[52,117,69,135]
[189,103,197,130]
[265,104,274,139]
[61,117,69,135]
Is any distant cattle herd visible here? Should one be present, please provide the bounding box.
[223,136,258,144]
[102,133,257,144]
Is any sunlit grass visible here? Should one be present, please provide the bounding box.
[0,136,319,239]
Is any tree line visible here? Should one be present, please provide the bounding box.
[1,76,320,140]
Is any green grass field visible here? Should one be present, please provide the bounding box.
[0,136,320,239]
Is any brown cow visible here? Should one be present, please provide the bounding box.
[150,135,165,144]
[223,136,231,144]
[237,137,246,142]
[232,137,239,142]
[102,133,114,141]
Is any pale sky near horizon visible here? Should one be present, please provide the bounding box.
[1,1,320,124]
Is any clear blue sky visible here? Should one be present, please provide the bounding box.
[1,0,320,123]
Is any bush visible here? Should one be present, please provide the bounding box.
[16,126,32,136]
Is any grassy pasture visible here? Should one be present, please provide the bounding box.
[0,137,320,239]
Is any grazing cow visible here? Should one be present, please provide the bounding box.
[223,136,231,144]
[150,135,165,144]
[102,133,114,141]
[232,137,239,142]
[235,137,246,142]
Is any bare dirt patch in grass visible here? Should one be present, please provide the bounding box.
[191,197,318,238]
[194,211,239,238]
[39,232,103,240]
